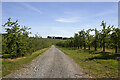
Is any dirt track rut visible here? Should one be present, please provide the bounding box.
[5,45,89,78]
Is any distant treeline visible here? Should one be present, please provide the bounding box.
[47,36,68,40]
[56,21,120,53]
[1,18,59,58]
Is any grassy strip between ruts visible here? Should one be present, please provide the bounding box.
[56,46,120,78]
[2,47,49,77]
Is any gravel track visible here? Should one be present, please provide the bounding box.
[5,45,89,78]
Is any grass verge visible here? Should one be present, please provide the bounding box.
[56,46,120,78]
[2,47,49,77]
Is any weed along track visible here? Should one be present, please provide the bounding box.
[4,45,89,78]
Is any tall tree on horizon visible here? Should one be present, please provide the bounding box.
[93,28,99,51]
[86,29,94,50]
[100,21,112,52]
[111,27,120,53]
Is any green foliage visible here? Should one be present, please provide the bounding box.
[56,21,120,53]
[110,27,120,53]
[2,18,59,58]
[86,29,94,50]
[92,28,99,51]
[2,18,31,58]
[100,21,113,52]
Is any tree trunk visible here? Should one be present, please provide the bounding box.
[94,41,97,51]
[95,46,97,51]
[80,45,82,49]
[103,45,105,52]
[103,40,105,52]
[84,44,86,50]
[89,44,90,50]
[115,46,117,53]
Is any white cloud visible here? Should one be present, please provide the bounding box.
[56,18,78,23]
[21,3,42,14]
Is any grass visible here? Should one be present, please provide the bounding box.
[87,47,120,54]
[2,47,49,77]
[56,46,120,78]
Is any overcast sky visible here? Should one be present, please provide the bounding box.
[2,2,118,38]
